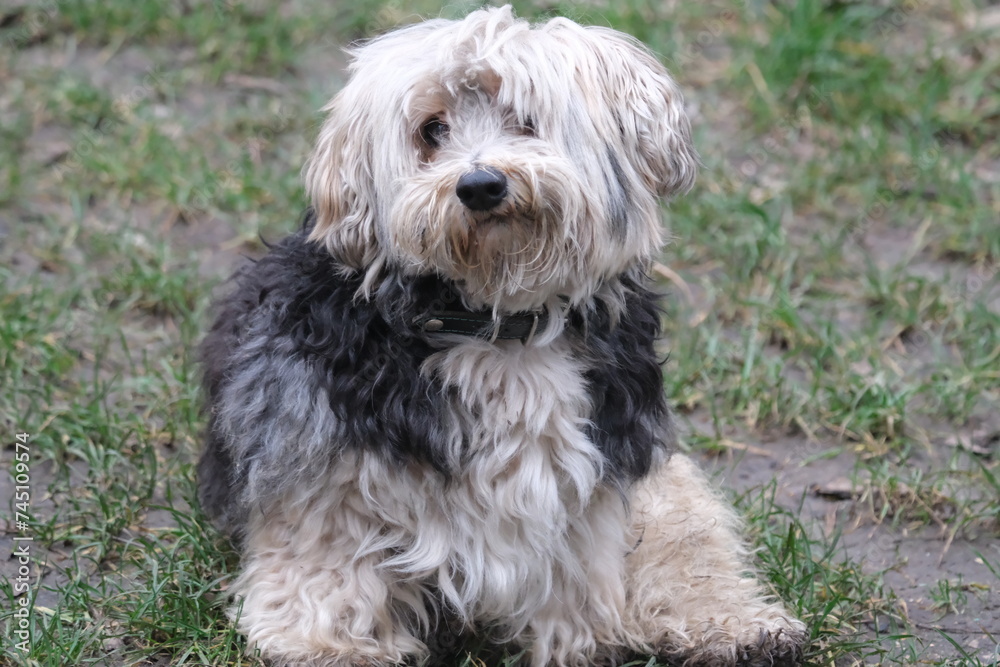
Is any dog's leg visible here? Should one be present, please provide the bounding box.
[623,454,806,666]
[514,488,631,667]
[230,490,428,667]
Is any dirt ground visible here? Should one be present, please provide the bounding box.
[694,418,1000,663]
[3,2,998,665]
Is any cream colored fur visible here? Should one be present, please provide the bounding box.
[302,6,696,312]
[232,339,805,666]
[228,6,806,666]
[623,455,806,665]
[233,338,631,666]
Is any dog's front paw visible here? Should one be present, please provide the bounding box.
[731,621,807,667]
[661,615,807,667]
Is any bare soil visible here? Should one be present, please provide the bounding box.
[691,414,1000,664]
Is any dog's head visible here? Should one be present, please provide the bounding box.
[304,6,696,311]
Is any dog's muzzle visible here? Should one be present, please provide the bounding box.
[456,167,508,211]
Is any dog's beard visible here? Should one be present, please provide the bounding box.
[450,216,566,303]
[389,160,595,311]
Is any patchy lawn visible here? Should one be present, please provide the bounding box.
[1,1,997,665]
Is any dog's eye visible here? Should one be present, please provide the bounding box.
[421,118,450,147]
[518,117,536,136]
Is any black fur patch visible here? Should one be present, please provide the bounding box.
[570,276,672,486]
[198,211,671,530]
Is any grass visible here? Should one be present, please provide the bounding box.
[2,0,998,665]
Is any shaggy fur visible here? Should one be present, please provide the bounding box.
[198,6,806,666]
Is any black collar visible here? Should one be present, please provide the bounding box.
[412,306,552,344]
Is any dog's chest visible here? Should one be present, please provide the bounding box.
[424,337,603,492]
[364,338,621,620]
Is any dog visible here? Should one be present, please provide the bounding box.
[197,6,807,666]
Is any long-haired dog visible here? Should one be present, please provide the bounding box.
[198,6,807,666]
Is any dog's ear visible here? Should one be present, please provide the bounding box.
[302,94,379,268]
[583,27,698,198]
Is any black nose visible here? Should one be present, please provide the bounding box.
[456,168,508,211]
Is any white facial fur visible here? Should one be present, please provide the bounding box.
[303,6,696,311]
